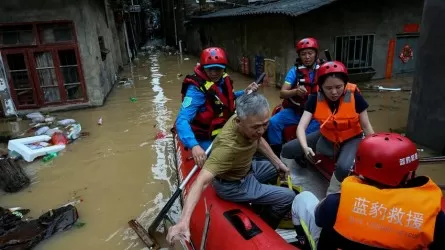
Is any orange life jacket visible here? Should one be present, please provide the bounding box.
[281,64,319,114]
[313,83,362,144]
[181,66,235,140]
[334,176,442,250]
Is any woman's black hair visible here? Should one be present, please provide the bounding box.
[317,72,349,87]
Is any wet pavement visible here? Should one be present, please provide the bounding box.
[0,48,443,249]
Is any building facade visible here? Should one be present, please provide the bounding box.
[0,0,135,115]
[185,0,423,86]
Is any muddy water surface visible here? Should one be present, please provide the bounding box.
[0,52,443,250]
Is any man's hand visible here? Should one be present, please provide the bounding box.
[294,85,307,97]
[166,170,214,246]
[277,162,290,179]
[166,221,190,245]
[245,82,259,94]
[192,145,207,167]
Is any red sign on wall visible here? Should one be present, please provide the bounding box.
[403,24,420,33]
[399,44,414,63]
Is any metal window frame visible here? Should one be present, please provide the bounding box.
[334,34,376,70]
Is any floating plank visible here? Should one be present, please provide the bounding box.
[128,219,157,249]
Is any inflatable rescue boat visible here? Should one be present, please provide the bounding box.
[168,105,445,250]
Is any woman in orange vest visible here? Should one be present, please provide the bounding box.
[291,133,445,250]
[281,61,374,195]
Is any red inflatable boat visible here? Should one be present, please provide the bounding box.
[167,105,444,250]
[172,131,299,250]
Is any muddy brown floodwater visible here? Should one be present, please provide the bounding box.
[0,51,444,250]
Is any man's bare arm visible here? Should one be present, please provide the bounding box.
[178,169,214,226]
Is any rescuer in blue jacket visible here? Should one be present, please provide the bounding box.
[266,38,322,156]
[176,47,258,167]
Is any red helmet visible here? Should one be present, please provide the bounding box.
[317,61,348,79]
[296,38,319,53]
[354,133,419,187]
[200,47,228,68]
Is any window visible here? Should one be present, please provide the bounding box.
[0,21,76,48]
[1,21,86,109]
[0,25,35,46]
[5,53,37,107]
[34,51,60,103]
[335,35,374,73]
[38,23,74,44]
[58,49,83,100]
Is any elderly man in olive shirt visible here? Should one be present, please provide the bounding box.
[167,93,296,244]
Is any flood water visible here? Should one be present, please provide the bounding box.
[0,49,444,250]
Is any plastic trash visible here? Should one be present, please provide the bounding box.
[44,117,55,123]
[26,112,44,120]
[378,86,402,91]
[98,117,103,125]
[51,132,68,145]
[26,142,50,150]
[155,131,168,140]
[57,119,76,126]
[65,124,82,141]
[44,128,63,137]
[41,152,58,163]
[35,126,50,136]
[8,135,65,162]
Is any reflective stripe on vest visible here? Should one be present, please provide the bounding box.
[182,72,235,140]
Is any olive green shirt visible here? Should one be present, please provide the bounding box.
[203,115,258,181]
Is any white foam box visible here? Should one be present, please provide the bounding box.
[8,135,65,162]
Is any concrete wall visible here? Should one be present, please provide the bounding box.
[186,0,424,82]
[407,0,445,154]
[186,15,294,84]
[0,0,125,106]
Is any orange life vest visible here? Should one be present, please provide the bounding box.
[334,176,442,250]
[313,83,362,144]
[181,66,235,140]
[281,64,319,114]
